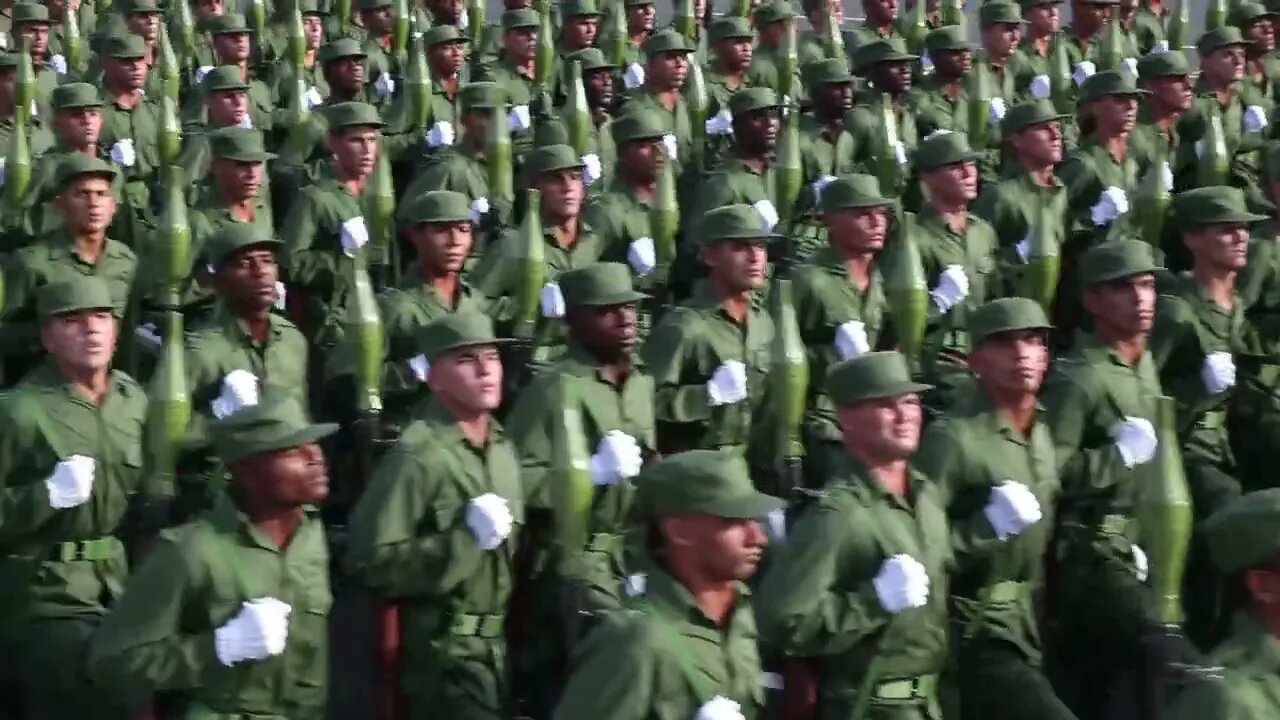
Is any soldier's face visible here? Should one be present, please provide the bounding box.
[981,22,1021,59]
[932,48,971,78]
[812,0,843,25]
[621,137,663,182]
[243,443,330,506]
[648,51,689,90]
[627,4,656,33]
[564,16,599,48]
[970,330,1050,396]
[585,68,615,108]
[54,106,103,148]
[126,11,161,41]
[570,303,638,359]
[661,514,769,581]
[505,27,538,62]
[863,0,896,22]
[837,393,924,461]
[207,89,249,126]
[361,6,393,34]
[431,0,463,21]
[330,56,366,92]
[1185,223,1250,272]
[735,108,779,155]
[195,0,224,19]
[330,125,380,176]
[872,60,912,94]
[430,41,468,77]
[1248,19,1276,53]
[922,161,978,205]
[827,206,889,254]
[1073,2,1110,31]
[216,247,279,311]
[410,221,474,274]
[1011,120,1063,166]
[211,157,264,201]
[1084,273,1157,337]
[303,15,324,49]
[105,56,148,90]
[1024,5,1059,35]
[758,19,789,49]
[42,309,118,372]
[215,31,252,63]
[536,168,586,220]
[1204,46,1247,86]
[17,23,50,57]
[1091,94,1137,136]
[57,176,116,233]
[715,37,753,71]
[701,241,767,292]
[429,345,504,412]
[1143,74,1192,112]
[813,81,853,117]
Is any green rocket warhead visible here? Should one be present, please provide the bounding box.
[1049,37,1073,114]
[63,3,83,74]
[508,188,546,340]
[550,378,593,562]
[15,41,33,128]
[1205,0,1227,31]
[157,23,180,104]
[487,101,514,204]
[1167,0,1188,51]
[608,1,627,66]
[774,102,802,229]
[146,309,191,501]
[966,67,990,151]
[651,153,679,273]
[941,0,965,34]
[3,122,30,220]
[903,0,927,53]
[1021,199,1060,313]
[159,96,182,185]
[173,0,195,68]
[674,0,697,44]
[685,62,709,168]
[731,0,751,18]
[779,17,798,101]
[287,0,306,70]
[825,5,847,60]
[535,3,556,88]
[159,181,192,305]
[393,0,411,59]
[1137,142,1171,247]
[1138,395,1194,626]
[348,250,385,414]
[874,94,904,195]
[249,0,267,62]
[363,154,396,270]
[565,60,592,156]
[883,214,929,365]
[407,34,431,130]
[1098,17,1123,72]
[467,0,485,43]
[769,277,809,461]
[1197,108,1230,188]
[285,77,312,157]
[336,0,352,33]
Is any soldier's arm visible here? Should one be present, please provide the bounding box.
[504,373,560,512]
[552,611,659,720]
[1040,366,1130,494]
[640,311,715,426]
[0,400,64,542]
[914,421,1000,566]
[1148,294,1200,374]
[280,189,338,298]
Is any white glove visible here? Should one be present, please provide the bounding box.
[210,369,260,419]
[891,139,907,165]
[1153,40,1170,53]
[194,65,214,84]
[988,96,1007,125]
[695,696,746,720]
[623,62,646,89]
[0,156,7,187]
[706,108,734,135]
[872,554,930,613]
[237,114,253,129]
[457,7,469,28]
[627,236,656,275]
[304,86,324,110]
[1089,186,1128,227]
[581,153,602,185]
[539,282,566,318]
[508,104,532,131]
[274,280,287,310]
[1244,105,1269,133]
[662,133,679,160]
[110,139,136,167]
[707,360,749,406]
[624,572,647,597]
[1195,139,1204,159]
[466,493,514,550]
[134,321,161,349]
[983,481,1043,539]
[589,431,644,486]
[1016,233,1030,262]
[930,264,970,312]
[919,51,934,74]
[1132,544,1149,582]
[834,320,870,359]
[1159,161,1173,192]
[470,197,490,223]
[1112,416,1158,468]
[408,354,430,382]
[426,120,456,147]
[45,454,95,509]
[1121,57,1138,77]
[214,598,292,666]
[373,72,396,99]
[1201,351,1236,394]
[49,53,67,75]
[1072,60,1096,87]
[1029,74,1051,100]
[811,175,836,205]
[340,216,369,256]
[752,199,779,232]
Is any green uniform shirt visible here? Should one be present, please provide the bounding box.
[620,90,691,175]
[844,93,917,197]
[99,94,162,188]
[1056,136,1140,242]
[1129,105,1182,179]
[971,168,1068,294]
[747,43,799,99]
[912,205,1001,360]
[1173,81,1268,198]
[19,145,125,242]
[1131,8,1166,55]
[184,308,309,425]
[1169,612,1280,720]
[687,153,774,235]
[279,173,365,346]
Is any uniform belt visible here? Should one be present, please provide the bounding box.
[1195,410,1226,430]
[874,673,939,700]
[585,532,621,554]
[447,613,505,638]
[49,537,121,563]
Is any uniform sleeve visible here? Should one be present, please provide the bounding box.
[553,613,659,720]
[0,401,61,543]
[1148,295,1200,374]
[281,190,338,299]
[1040,368,1129,496]
[640,311,714,425]
[503,375,559,511]
[913,423,1000,565]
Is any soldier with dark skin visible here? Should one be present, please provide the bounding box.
[1013,0,1063,93]
[1130,51,1192,173]
[620,30,694,173]
[703,17,756,120]
[845,40,917,198]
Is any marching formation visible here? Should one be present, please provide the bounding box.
[2,0,1280,718]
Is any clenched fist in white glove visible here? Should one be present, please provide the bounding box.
[408,354,430,382]
[1090,186,1129,226]
[873,554,930,613]
[214,597,292,666]
[1028,74,1051,100]
[627,236,656,276]
[707,360,749,406]
[1244,105,1269,133]
[340,216,369,256]
[1121,57,1138,77]
[304,86,324,110]
[581,153,602,185]
[984,481,1043,539]
[1132,544,1149,582]
[508,104,532,132]
[373,72,396,99]
[466,493,513,550]
[589,431,644,486]
[1201,351,1236,394]
[834,320,870,359]
[811,175,837,204]
[469,197,491,223]
[930,265,970,312]
[623,62,646,89]
[1112,416,1157,468]
[988,96,1007,125]
[426,120,455,147]
[539,282,566,318]
[45,454,95,509]
[49,53,67,75]
[662,133,679,160]
[706,109,734,135]
[211,369,260,419]
[110,139,136,167]
[1072,60,1096,87]
[695,696,746,720]
[752,199,779,232]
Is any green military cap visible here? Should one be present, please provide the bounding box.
[318,38,367,63]
[0,53,18,68]
[502,8,540,29]
[210,399,339,465]
[643,28,695,56]
[1203,489,1280,573]
[825,351,932,406]
[202,65,250,93]
[1079,239,1161,286]
[728,87,782,116]
[1231,1,1278,28]
[205,222,282,266]
[415,312,513,362]
[1137,50,1191,79]
[101,33,148,59]
[398,190,474,226]
[709,16,754,42]
[559,263,648,307]
[979,1,1023,25]
[51,83,103,110]
[298,0,328,14]
[1077,0,1117,4]
[460,81,508,110]
[1173,186,1268,226]
[698,204,778,245]
[36,277,116,321]
[562,0,602,17]
[1198,27,1251,55]
[534,117,570,148]
[802,58,855,86]
[852,38,916,73]
[424,24,469,47]
[754,0,795,24]
[611,109,667,144]
[566,47,617,72]
[359,0,393,9]
[625,0,654,6]
[1001,99,1068,135]
[115,0,159,12]
[1079,70,1148,103]
[55,154,118,189]
[12,3,51,24]
[525,144,583,176]
[205,12,250,34]
[1018,0,1063,7]
[924,25,970,53]
[914,131,980,170]
[969,297,1052,344]
[636,449,785,519]
[822,173,893,212]
[324,101,386,130]
[209,126,277,162]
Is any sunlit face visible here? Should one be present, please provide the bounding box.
[1084,272,1157,337]
[970,330,1050,396]
[41,308,118,373]
[1184,223,1250,272]
[836,393,924,460]
[427,344,504,412]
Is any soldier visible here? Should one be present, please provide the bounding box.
[176,67,262,188]
[404,81,506,218]
[976,2,1026,104]
[558,0,602,59]
[1013,0,1064,94]
[757,351,947,720]
[559,48,618,182]
[265,0,329,109]
[21,83,115,240]
[687,88,782,233]
[1130,51,1191,172]
[10,3,57,117]
[909,26,976,140]
[420,24,469,136]
[611,0,656,75]
[357,0,399,87]
[89,399,334,720]
[747,1,801,98]
[619,29,693,171]
[845,39,918,198]
[703,16,756,119]
[1232,2,1280,109]
[0,51,53,160]
[97,33,161,229]
[1061,0,1124,69]
[850,0,908,47]
[190,127,276,262]
[476,9,540,152]
[797,0,845,67]
[797,58,857,187]
[0,278,150,720]
[346,312,523,720]
[915,298,1075,720]
[553,449,781,720]
[1040,239,1166,719]
[197,14,276,134]
[1131,0,1167,54]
